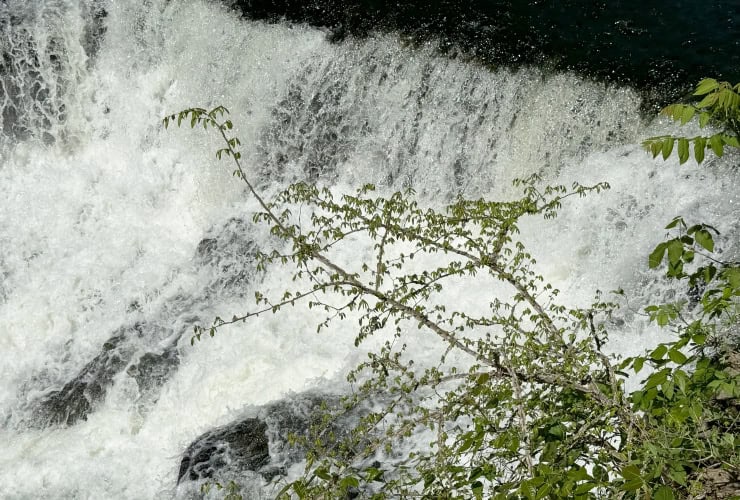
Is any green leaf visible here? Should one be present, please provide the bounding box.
[574,482,596,494]
[662,380,674,399]
[535,483,551,499]
[654,485,675,500]
[694,137,706,163]
[694,78,719,96]
[657,309,671,326]
[651,344,668,361]
[692,333,706,345]
[702,265,718,283]
[680,106,695,124]
[423,472,435,488]
[548,424,566,439]
[696,92,718,108]
[710,135,724,157]
[677,138,690,164]
[724,134,740,148]
[668,349,687,364]
[314,468,332,481]
[668,469,687,486]
[724,267,740,289]
[633,357,645,373]
[649,243,667,268]
[674,370,688,393]
[662,137,675,160]
[666,240,684,266]
[664,217,684,230]
[339,476,360,489]
[623,479,643,491]
[365,468,384,482]
[694,229,714,252]
[661,104,681,120]
[645,370,669,389]
[621,465,643,489]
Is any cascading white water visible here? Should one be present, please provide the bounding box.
[1,0,738,498]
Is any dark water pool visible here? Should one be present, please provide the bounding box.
[230,0,740,105]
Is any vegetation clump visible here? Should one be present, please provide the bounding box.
[165,77,739,499]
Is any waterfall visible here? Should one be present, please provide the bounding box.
[1,0,738,497]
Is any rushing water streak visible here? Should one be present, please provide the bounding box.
[0,0,738,498]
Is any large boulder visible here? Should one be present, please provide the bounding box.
[177,417,270,484]
[31,326,141,427]
[29,322,182,427]
[177,393,346,486]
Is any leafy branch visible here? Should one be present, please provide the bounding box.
[642,78,740,164]
[165,104,739,499]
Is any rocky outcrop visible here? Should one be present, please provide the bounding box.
[23,217,261,428]
[693,467,740,499]
[178,417,270,483]
[194,217,261,299]
[177,393,339,485]
[31,322,176,427]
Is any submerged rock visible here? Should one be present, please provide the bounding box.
[195,217,261,298]
[29,321,179,427]
[178,417,270,483]
[177,393,343,486]
[23,219,263,429]
[125,345,180,395]
[32,326,139,427]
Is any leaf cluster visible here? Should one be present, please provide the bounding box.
[642,78,740,164]
[619,221,740,498]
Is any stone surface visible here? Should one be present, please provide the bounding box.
[195,217,260,298]
[177,393,342,485]
[32,326,139,427]
[24,219,261,428]
[178,417,270,483]
[29,322,177,427]
[126,345,180,394]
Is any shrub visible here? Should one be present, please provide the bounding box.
[164,98,739,498]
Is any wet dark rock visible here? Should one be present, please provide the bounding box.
[0,1,108,142]
[259,73,352,182]
[0,30,54,142]
[195,217,261,297]
[126,345,180,395]
[178,417,270,483]
[21,218,263,429]
[30,321,175,427]
[177,393,343,485]
[81,1,108,61]
[32,326,139,427]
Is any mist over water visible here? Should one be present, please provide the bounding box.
[0,0,738,497]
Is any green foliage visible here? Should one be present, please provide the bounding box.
[642,78,740,164]
[200,480,244,500]
[165,105,739,499]
[621,220,740,498]
[635,77,740,498]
